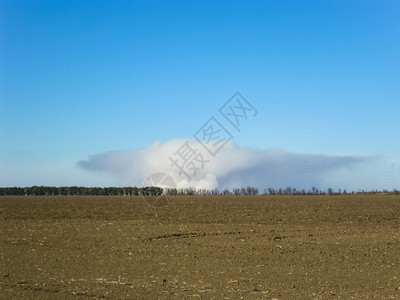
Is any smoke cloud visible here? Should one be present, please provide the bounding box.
[77,139,379,191]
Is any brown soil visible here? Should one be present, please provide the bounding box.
[1,195,400,299]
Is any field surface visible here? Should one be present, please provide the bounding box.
[1,195,400,299]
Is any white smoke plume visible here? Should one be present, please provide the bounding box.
[77,138,380,191]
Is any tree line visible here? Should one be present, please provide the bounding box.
[0,186,399,196]
[0,186,163,196]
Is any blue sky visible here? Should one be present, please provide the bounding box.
[1,1,399,189]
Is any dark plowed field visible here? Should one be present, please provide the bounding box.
[1,195,400,299]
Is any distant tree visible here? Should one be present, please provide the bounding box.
[232,188,240,195]
[285,187,292,195]
[222,189,230,195]
[250,187,259,195]
[246,186,252,195]
[165,188,177,195]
